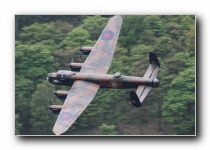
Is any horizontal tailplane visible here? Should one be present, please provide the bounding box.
[130,52,160,107]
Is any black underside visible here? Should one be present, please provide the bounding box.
[130,91,141,107]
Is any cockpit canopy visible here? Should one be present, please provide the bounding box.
[57,70,76,77]
[114,72,121,79]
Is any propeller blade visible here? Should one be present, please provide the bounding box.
[53,94,56,103]
[79,51,83,59]
[48,108,51,115]
[47,102,52,118]
[66,63,68,69]
[55,85,58,91]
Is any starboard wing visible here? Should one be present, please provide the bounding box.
[80,15,123,74]
[53,81,100,135]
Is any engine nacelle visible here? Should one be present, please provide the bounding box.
[152,78,160,88]
[48,105,62,114]
[54,90,68,100]
[79,47,93,55]
[68,63,83,71]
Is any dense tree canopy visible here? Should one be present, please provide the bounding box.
[15,15,195,135]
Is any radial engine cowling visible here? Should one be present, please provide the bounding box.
[152,79,160,88]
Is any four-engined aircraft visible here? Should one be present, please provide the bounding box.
[47,15,160,135]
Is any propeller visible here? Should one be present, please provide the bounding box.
[52,85,58,103]
[66,57,74,70]
[53,92,57,103]
[79,45,84,60]
[66,63,68,70]
[79,51,83,60]
[47,100,53,118]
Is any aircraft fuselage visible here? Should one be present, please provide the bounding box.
[47,70,155,89]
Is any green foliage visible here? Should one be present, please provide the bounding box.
[162,67,195,135]
[29,81,57,135]
[16,42,58,80]
[99,123,118,135]
[60,27,94,48]
[19,22,65,49]
[80,15,109,40]
[15,15,195,135]
[15,114,22,135]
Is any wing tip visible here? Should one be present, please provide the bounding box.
[110,15,123,24]
[53,124,67,135]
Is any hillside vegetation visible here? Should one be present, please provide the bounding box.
[15,15,195,135]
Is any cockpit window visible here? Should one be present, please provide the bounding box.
[57,70,76,77]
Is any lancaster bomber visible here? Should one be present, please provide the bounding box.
[47,15,160,135]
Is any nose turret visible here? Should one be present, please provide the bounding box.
[47,72,60,84]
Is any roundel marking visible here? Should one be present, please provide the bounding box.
[101,30,114,41]
[58,112,74,121]
[110,81,118,88]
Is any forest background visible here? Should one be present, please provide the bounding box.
[15,15,195,135]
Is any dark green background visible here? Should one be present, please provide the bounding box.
[15,15,195,135]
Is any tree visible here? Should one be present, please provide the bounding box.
[15,114,22,135]
[80,15,109,40]
[15,42,58,85]
[19,22,65,49]
[29,81,58,135]
[99,123,118,135]
[60,27,94,48]
[162,66,195,135]
[15,41,58,134]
